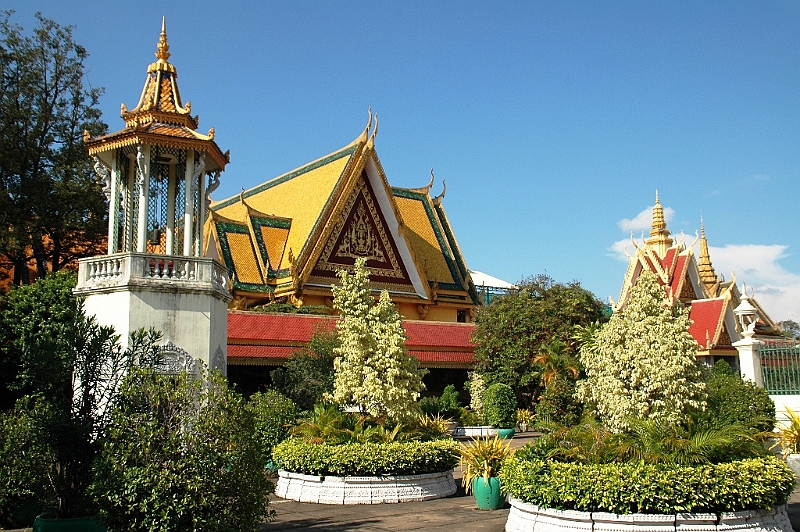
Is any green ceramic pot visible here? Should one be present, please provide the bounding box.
[33,516,106,532]
[497,427,516,439]
[471,476,504,510]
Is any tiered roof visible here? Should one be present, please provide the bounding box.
[615,193,778,356]
[207,111,479,314]
[85,18,228,172]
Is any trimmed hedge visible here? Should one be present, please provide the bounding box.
[499,455,795,514]
[273,439,460,476]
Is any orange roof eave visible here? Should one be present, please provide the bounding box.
[86,131,228,171]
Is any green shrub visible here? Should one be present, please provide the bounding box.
[696,361,775,432]
[534,374,582,428]
[499,454,795,514]
[247,389,300,467]
[484,383,517,428]
[419,396,441,416]
[269,330,337,411]
[439,384,462,418]
[91,367,274,532]
[459,407,484,426]
[0,402,53,528]
[273,438,460,476]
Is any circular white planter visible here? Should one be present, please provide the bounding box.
[505,498,793,532]
[452,426,498,438]
[275,469,457,504]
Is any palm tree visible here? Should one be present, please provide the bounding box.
[532,338,580,387]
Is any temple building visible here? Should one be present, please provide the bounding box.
[614,192,780,370]
[77,20,484,392]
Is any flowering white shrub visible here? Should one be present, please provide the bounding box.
[330,258,425,420]
[576,270,706,432]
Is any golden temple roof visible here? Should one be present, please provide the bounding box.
[208,114,478,308]
[84,18,228,172]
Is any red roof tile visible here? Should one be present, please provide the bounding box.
[227,312,476,364]
[670,255,688,296]
[688,298,726,348]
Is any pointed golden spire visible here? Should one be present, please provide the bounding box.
[646,190,673,257]
[147,17,176,75]
[697,216,719,295]
[155,16,171,63]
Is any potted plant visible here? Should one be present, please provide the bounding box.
[484,383,517,439]
[516,409,534,432]
[460,436,514,510]
[771,406,800,476]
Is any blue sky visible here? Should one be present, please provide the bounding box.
[7,1,800,320]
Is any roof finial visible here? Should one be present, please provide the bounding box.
[156,16,171,63]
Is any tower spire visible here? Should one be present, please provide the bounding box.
[697,216,719,295]
[646,190,673,257]
[155,16,171,63]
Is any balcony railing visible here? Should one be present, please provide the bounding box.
[75,252,230,299]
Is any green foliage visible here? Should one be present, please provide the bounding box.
[499,454,795,514]
[576,271,706,432]
[330,258,426,419]
[770,406,800,458]
[518,418,766,466]
[270,329,337,410]
[418,385,462,421]
[0,273,162,518]
[289,404,448,444]
[0,12,108,284]
[273,438,460,476]
[483,383,517,428]
[696,361,775,432]
[247,389,300,467]
[91,367,274,532]
[458,408,485,426]
[464,371,486,418]
[459,436,515,493]
[473,274,606,407]
[534,374,583,428]
[0,271,81,407]
[0,400,53,528]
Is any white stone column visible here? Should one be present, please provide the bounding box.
[166,161,176,255]
[107,162,119,255]
[734,336,763,387]
[136,144,150,253]
[183,151,195,256]
[124,156,134,252]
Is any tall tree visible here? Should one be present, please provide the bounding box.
[329,258,426,420]
[576,270,706,432]
[472,274,606,407]
[0,11,107,285]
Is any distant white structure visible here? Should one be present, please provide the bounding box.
[470,270,515,305]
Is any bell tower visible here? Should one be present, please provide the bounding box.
[75,19,232,373]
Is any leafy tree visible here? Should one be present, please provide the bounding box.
[483,383,517,428]
[532,338,580,387]
[0,11,108,285]
[0,273,161,518]
[464,371,486,419]
[0,271,80,410]
[92,366,274,531]
[576,270,706,432]
[778,320,800,340]
[472,274,606,407]
[695,360,775,433]
[329,258,426,420]
[247,389,300,468]
[270,329,337,411]
[534,374,583,429]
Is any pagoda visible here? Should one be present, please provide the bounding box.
[75,19,231,373]
[615,192,778,367]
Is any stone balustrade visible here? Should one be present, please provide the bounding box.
[75,252,230,299]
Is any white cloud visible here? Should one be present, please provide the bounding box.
[618,205,675,233]
[708,244,800,322]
